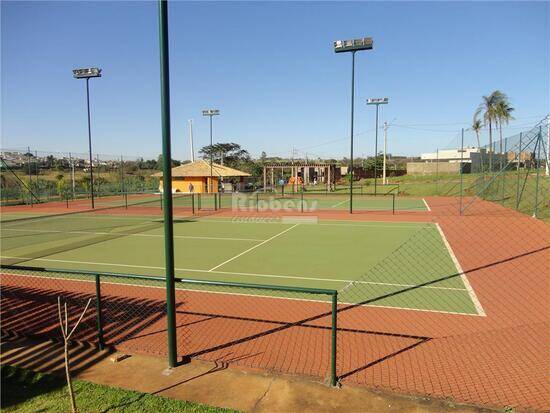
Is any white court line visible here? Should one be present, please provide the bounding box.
[198,218,429,229]
[0,255,467,292]
[422,198,432,211]
[0,271,483,317]
[208,224,299,272]
[435,223,486,316]
[1,228,263,242]
[330,199,349,208]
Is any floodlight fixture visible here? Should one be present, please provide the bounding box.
[72,67,102,79]
[333,37,373,53]
[367,97,389,105]
[202,109,220,116]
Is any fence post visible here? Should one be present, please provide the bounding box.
[191,194,195,214]
[459,129,464,215]
[198,193,201,210]
[533,128,542,218]
[502,137,507,202]
[95,274,105,350]
[330,291,338,387]
[435,148,439,195]
[516,132,522,210]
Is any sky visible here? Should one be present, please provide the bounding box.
[1,1,549,161]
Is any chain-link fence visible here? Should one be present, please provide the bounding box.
[1,118,549,411]
[1,149,160,206]
[0,265,338,385]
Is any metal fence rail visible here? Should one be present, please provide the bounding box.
[0,263,339,386]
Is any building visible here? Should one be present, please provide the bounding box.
[153,160,250,193]
[407,147,510,175]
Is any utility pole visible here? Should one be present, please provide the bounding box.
[188,119,195,162]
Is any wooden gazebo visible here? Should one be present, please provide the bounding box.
[262,162,338,192]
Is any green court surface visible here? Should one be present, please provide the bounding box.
[233,193,427,212]
[0,211,480,315]
[91,192,428,212]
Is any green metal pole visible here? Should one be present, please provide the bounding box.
[533,128,542,218]
[27,147,33,207]
[374,104,379,195]
[95,274,105,350]
[349,51,356,214]
[516,132,522,210]
[459,128,464,215]
[502,137,507,202]
[192,193,195,214]
[158,0,177,368]
[435,148,439,195]
[330,291,338,387]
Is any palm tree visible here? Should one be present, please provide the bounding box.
[496,99,515,165]
[472,117,484,173]
[476,90,506,171]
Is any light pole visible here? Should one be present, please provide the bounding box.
[366,97,388,194]
[73,67,102,208]
[202,109,220,195]
[334,37,373,213]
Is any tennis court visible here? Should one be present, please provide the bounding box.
[1,209,479,315]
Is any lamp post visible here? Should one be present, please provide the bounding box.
[73,67,102,208]
[334,37,373,213]
[366,97,388,195]
[202,109,220,196]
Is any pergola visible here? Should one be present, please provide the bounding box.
[262,162,338,192]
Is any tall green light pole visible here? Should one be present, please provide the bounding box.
[158,0,177,368]
[334,37,373,213]
[73,67,102,208]
[366,97,388,195]
[202,109,220,198]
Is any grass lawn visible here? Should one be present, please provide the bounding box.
[1,365,237,413]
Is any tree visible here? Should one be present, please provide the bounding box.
[57,297,92,413]
[363,155,384,173]
[155,155,181,170]
[56,177,71,200]
[471,116,484,173]
[496,98,515,161]
[475,90,506,171]
[199,143,250,168]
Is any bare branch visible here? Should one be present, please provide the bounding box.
[58,297,67,338]
[67,298,92,340]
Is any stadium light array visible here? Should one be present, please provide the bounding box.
[72,67,102,79]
